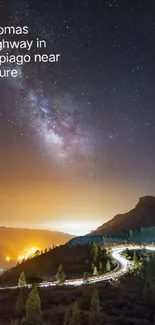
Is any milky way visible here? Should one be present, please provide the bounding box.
[25,90,94,165]
[5,59,96,175]
[1,0,155,187]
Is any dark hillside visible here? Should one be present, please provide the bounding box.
[91,196,155,235]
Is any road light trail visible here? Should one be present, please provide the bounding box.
[0,243,153,290]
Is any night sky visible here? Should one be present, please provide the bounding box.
[0,0,155,235]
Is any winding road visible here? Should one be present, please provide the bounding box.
[0,244,155,290]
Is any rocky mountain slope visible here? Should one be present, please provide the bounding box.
[90,196,155,235]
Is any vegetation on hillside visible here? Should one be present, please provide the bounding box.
[1,242,155,324]
[1,250,155,324]
[0,243,114,287]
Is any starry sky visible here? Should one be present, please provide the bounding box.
[0,0,155,235]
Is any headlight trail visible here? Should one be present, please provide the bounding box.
[0,243,154,290]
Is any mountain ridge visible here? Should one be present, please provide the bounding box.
[0,226,75,268]
[90,195,155,235]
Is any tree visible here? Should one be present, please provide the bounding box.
[106,260,111,272]
[91,242,99,263]
[151,252,155,263]
[99,262,103,274]
[89,242,94,259]
[93,244,99,264]
[34,250,39,256]
[107,247,112,257]
[129,229,133,240]
[70,301,81,325]
[133,251,138,268]
[90,242,99,263]
[56,264,65,284]
[91,262,95,271]
[32,282,38,293]
[21,317,27,325]
[102,233,107,243]
[93,266,98,276]
[100,243,105,252]
[89,288,101,324]
[28,273,41,285]
[15,290,25,316]
[83,272,88,283]
[25,285,43,325]
[64,309,71,325]
[34,250,40,256]
[18,271,26,288]
[139,254,150,280]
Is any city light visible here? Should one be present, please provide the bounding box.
[5,247,41,264]
[5,256,11,262]
[17,246,41,262]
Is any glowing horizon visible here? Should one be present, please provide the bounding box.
[51,221,101,236]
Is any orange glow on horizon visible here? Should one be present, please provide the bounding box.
[52,221,101,236]
[5,246,41,264]
[17,246,41,262]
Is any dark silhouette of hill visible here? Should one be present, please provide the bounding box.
[91,196,155,235]
[0,244,91,286]
[0,227,75,268]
